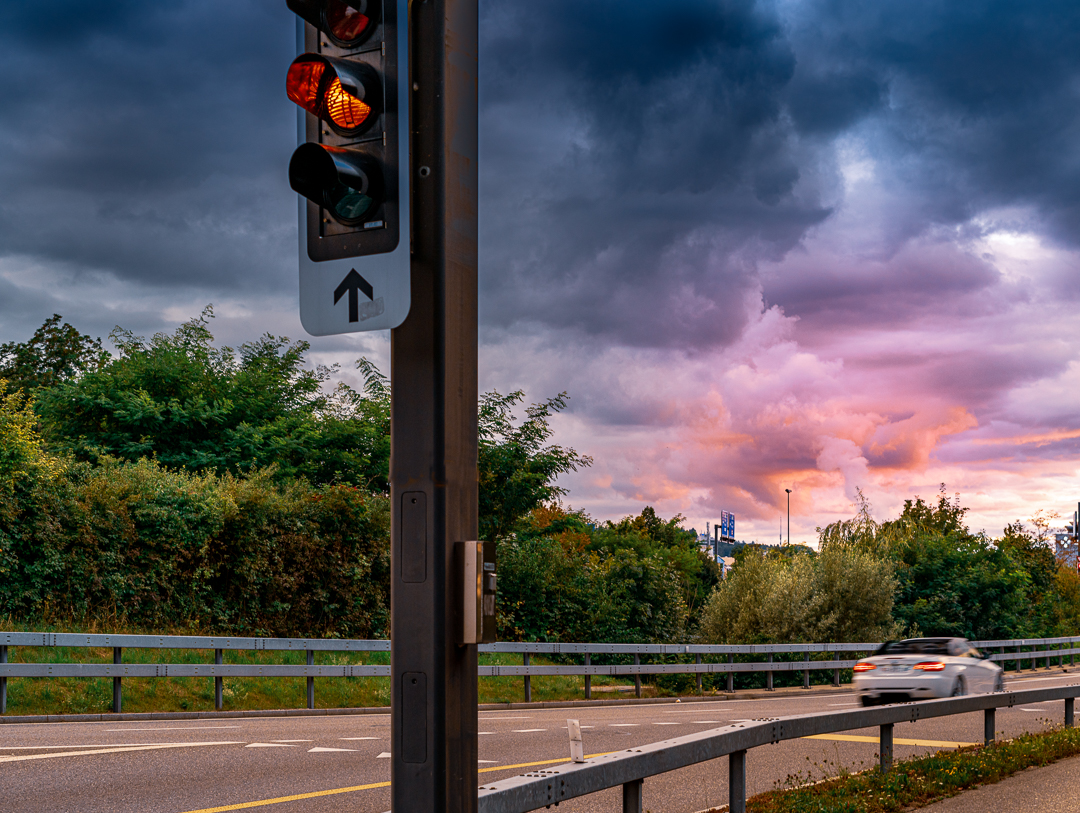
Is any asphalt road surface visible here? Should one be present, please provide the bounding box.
[2,672,1076,813]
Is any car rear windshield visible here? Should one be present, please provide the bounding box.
[878,639,951,655]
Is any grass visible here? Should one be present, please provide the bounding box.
[728,722,1080,812]
[0,619,649,716]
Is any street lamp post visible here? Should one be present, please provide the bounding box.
[785,489,792,546]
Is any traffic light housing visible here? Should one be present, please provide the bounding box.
[287,0,403,262]
[287,0,411,335]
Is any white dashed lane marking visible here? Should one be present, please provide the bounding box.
[104,726,241,732]
[341,737,381,740]
[609,724,638,727]
[0,742,243,763]
[246,743,294,748]
[512,729,546,733]
[377,752,391,758]
[309,747,356,752]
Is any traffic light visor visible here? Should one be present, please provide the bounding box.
[286,0,377,48]
[289,143,384,225]
[286,55,381,134]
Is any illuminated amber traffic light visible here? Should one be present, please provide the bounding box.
[286,55,381,136]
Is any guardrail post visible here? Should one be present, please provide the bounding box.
[729,749,746,813]
[833,651,840,687]
[523,652,531,702]
[215,649,223,710]
[696,653,702,694]
[584,652,591,700]
[112,647,122,714]
[1,644,7,714]
[1066,697,1074,729]
[1016,645,1021,672]
[984,708,995,745]
[622,778,643,813]
[634,654,641,698]
[306,649,314,710]
[1045,645,1051,670]
[766,654,773,691]
[879,723,893,772]
[727,653,734,693]
[803,663,810,689]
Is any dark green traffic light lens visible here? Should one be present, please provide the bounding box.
[289,143,384,226]
[327,181,377,223]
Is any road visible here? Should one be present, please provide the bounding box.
[1,672,1076,813]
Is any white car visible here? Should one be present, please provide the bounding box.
[853,637,1004,706]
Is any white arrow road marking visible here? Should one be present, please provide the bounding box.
[308,747,357,752]
[376,752,391,758]
[0,741,243,763]
[246,743,295,748]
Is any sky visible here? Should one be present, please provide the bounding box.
[1,1,1079,544]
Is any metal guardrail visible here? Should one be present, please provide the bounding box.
[1,632,1077,716]
[476,682,1080,813]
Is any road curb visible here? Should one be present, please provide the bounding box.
[0,684,854,725]
[0,667,1068,725]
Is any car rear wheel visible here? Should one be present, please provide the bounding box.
[860,695,878,707]
[951,677,966,697]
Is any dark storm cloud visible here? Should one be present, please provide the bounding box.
[0,1,297,290]
[790,0,1080,248]
[478,0,835,350]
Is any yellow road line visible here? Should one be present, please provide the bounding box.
[180,752,616,813]
[803,734,977,748]
[181,782,392,813]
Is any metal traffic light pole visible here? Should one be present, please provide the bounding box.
[389,0,479,810]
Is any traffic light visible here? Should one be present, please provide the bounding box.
[286,0,403,263]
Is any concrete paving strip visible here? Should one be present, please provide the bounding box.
[802,734,978,748]
[0,741,244,763]
[918,753,1080,812]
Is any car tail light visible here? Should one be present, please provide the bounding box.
[853,662,876,672]
[913,661,946,671]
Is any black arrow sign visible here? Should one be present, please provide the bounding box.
[334,269,374,322]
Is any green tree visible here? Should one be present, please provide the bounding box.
[477,390,591,542]
[0,314,107,393]
[700,546,897,645]
[884,491,1030,639]
[34,308,389,490]
[587,506,720,628]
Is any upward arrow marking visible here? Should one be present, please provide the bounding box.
[334,269,374,322]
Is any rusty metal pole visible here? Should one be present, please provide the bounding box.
[390,0,479,810]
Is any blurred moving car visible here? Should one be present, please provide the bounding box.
[853,637,1004,706]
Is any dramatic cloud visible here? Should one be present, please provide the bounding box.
[2,1,1080,542]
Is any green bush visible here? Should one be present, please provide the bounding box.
[0,425,390,637]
